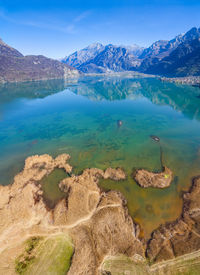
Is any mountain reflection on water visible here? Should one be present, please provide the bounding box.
[69,76,200,120]
[1,76,200,121]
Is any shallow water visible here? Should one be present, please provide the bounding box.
[41,168,68,209]
[0,75,200,237]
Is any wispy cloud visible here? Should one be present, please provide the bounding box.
[65,24,76,34]
[63,10,92,34]
[0,9,91,34]
[74,10,91,23]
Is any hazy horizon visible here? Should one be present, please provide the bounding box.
[0,0,200,59]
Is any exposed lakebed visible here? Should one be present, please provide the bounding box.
[0,75,200,236]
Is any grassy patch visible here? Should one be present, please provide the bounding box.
[101,254,150,275]
[15,237,42,274]
[151,251,200,275]
[175,269,200,275]
[170,262,200,275]
[16,234,74,275]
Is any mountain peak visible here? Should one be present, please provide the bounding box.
[183,27,200,40]
[62,42,105,68]
[188,26,198,32]
[62,26,200,77]
[87,42,104,49]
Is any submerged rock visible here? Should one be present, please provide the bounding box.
[134,166,173,188]
[117,120,123,127]
[150,135,160,142]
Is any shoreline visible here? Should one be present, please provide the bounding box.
[161,76,200,87]
[0,75,81,85]
[146,174,200,263]
[0,154,143,274]
[0,153,200,274]
[0,71,155,85]
[1,72,200,87]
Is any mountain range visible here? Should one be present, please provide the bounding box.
[62,27,200,77]
[0,39,79,83]
[0,27,200,83]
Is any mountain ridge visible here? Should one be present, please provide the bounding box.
[0,39,79,83]
[62,42,143,73]
[0,38,24,58]
[62,27,200,77]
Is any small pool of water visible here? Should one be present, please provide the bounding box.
[40,168,68,209]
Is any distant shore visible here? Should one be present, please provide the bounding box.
[161,76,200,87]
[84,71,156,78]
[1,71,200,86]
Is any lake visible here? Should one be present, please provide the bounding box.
[0,75,200,237]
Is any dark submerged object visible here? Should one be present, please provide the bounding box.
[150,135,160,142]
[117,120,123,127]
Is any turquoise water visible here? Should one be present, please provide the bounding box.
[0,76,200,236]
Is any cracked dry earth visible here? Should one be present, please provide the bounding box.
[0,154,144,274]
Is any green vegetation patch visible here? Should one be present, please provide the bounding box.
[151,251,200,275]
[174,266,200,275]
[15,234,74,275]
[15,236,43,274]
[171,258,200,275]
[101,254,150,275]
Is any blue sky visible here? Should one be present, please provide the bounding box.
[0,0,200,59]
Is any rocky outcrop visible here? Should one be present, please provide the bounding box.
[134,166,173,188]
[0,154,144,274]
[147,176,200,263]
